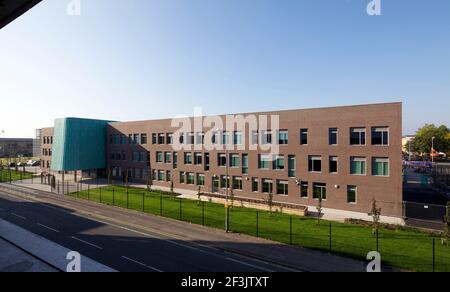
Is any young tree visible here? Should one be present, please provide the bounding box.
[316,193,323,225]
[170,180,174,195]
[197,186,202,206]
[266,190,274,215]
[146,167,153,191]
[371,199,382,235]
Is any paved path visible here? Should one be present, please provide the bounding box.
[0,183,382,272]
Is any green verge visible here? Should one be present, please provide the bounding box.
[71,185,450,272]
[0,170,34,182]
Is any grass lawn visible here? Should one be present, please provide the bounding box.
[0,169,34,182]
[71,185,450,272]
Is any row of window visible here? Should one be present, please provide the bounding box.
[109,127,389,147]
[43,136,53,145]
[42,148,52,156]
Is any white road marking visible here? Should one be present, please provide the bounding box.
[11,212,26,220]
[121,256,163,272]
[71,236,103,250]
[37,223,60,233]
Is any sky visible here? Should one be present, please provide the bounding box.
[0,0,449,138]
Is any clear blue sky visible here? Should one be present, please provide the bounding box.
[1,0,449,138]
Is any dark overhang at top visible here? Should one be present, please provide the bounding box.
[0,0,42,30]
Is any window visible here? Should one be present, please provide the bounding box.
[134,134,140,145]
[114,134,120,145]
[167,133,173,145]
[184,152,193,165]
[197,174,205,186]
[194,153,203,165]
[187,173,195,185]
[128,134,133,144]
[277,180,289,196]
[222,132,229,145]
[288,155,296,177]
[196,132,205,145]
[121,151,126,160]
[278,130,288,145]
[273,155,285,170]
[187,133,195,144]
[252,178,259,192]
[233,131,243,145]
[350,157,367,175]
[156,152,163,163]
[179,133,185,144]
[258,155,271,170]
[347,186,357,204]
[300,129,308,145]
[313,183,327,200]
[165,152,172,164]
[158,170,165,182]
[230,154,240,168]
[242,154,249,175]
[373,158,389,177]
[211,131,219,144]
[350,128,366,145]
[121,135,127,145]
[262,131,272,145]
[173,152,178,168]
[139,152,145,162]
[329,128,338,145]
[152,169,157,180]
[152,134,157,144]
[300,182,308,198]
[372,127,389,146]
[132,152,139,162]
[233,177,243,190]
[218,153,227,167]
[180,172,186,184]
[251,131,259,145]
[109,135,113,144]
[329,156,338,174]
[158,134,165,145]
[141,134,147,145]
[204,153,210,171]
[221,176,230,189]
[262,179,273,194]
[166,171,172,182]
[308,156,322,172]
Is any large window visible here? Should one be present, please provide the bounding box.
[277,130,288,145]
[158,170,165,182]
[252,178,259,192]
[180,171,185,184]
[233,177,243,190]
[308,156,322,172]
[194,153,203,165]
[262,130,272,145]
[288,155,296,177]
[273,155,285,170]
[347,186,357,204]
[350,157,367,175]
[166,170,171,182]
[350,128,366,145]
[300,182,308,198]
[329,128,338,145]
[197,174,205,186]
[221,176,231,189]
[372,127,389,146]
[156,152,163,163]
[329,156,338,174]
[258,155,271,170]
[262,179,273,194]
[242,154,249,175]
[167,133,173,145]
[300,129,308,145]
[230,154,240,168]
[218,153,227,167]
[373,158,390,177]
[277,180,289,196]
[313,183,327,200]
[222,132,230,145]
[233,131,243,145]
[187,173,195,185]
[140,134,147,145]
[165,152,172,164]
[184,152,193,165]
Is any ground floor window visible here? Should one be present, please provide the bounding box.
[197,174,205,186]
[347,185,357,204]
[187,172,195,185]
[252,178,259,192]
[262,179,273,194]
[158,170,165,181]
[233,176,243,190]
[300,181,308,198]
[221,176,230,189]
[313,183,327,200]
[277,180,289,196]
[180,171,185,184]
[166,170,171,182]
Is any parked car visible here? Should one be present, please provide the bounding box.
[7,162,16,168]
[30,161,40,167]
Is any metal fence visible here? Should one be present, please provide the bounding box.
[1,169,450,272]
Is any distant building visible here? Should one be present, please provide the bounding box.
[402,135,415,153]
[0,138,34,158]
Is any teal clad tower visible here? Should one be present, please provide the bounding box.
[51,118,113,171]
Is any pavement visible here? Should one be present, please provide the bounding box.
[0,182,380,272]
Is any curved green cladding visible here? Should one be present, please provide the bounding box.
[51,118,112,171]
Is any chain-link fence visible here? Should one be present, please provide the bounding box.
[1,169,450,272]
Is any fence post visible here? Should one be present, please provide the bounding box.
[329,222,332,254]
[289,216,293,245]
[256,211,259,238]
[9,170,11,184]
[202,201,205,226]
[433,238,436,272]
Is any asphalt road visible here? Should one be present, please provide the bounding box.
[0,192,297,272]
